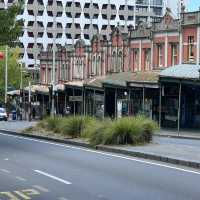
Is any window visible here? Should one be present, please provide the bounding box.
[38,10,44,16]
[157,44,163,67]
[74,58,83,79]
[28,10,34,16]
[171,44,178,66]
[117,51,123,72]
[92,56,96,75]
[97,56,101,75]
[112,51,116,72]
[144,49,151,70]
[61,63,66,80]
[188,36,195,62]
[134,49,139,71]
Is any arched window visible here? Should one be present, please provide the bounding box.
[74,58,83,79]
[112,51,116,72]
[118,51,123,72]
[97,55,101,75]
[92,56,96,75]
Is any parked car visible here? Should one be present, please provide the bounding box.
[0,108,8,121]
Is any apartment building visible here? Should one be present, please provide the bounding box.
[1,0,165,69]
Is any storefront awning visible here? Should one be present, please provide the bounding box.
[24,84,49,94]
[127,71,160,88]
[103,72,133,87]
[84,76,106,90]
[7,90,20,96]
[160,64,200,82]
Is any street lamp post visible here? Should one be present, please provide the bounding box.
[5,46,8,107]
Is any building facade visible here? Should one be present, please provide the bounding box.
[40,8,200,85]
[1,0,166,69]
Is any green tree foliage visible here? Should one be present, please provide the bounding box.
[0,47,27,104]
[0,2,23,46]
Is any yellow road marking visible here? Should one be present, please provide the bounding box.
[0,192,20,200]
[21,189,40,196]
[33,185,49,193]
[14,191,31,200]
[0,189,40,200]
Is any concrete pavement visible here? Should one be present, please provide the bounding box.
[0,121,37,132]
[0,132,199,200]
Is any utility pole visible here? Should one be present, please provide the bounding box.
[28,80,31,121]
[20,62,23,103]
[51,0,56,116]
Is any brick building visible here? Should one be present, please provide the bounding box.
[36,7,200,130]
[39,7,200,84]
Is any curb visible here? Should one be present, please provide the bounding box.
[0,129,91,149]
[1,129,200,170]
[154,133,200,141]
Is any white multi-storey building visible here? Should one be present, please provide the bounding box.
[1,0,165,69]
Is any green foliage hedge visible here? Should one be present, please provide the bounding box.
[38,115,158,146]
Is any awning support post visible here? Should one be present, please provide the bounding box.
[178,83,182,135]
[159,84,162,129]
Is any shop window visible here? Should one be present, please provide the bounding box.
[188,36,195,62]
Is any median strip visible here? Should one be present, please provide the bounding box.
[34,170,72,185]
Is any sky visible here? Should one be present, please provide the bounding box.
[167,0,200,16]
[188,0,200,11]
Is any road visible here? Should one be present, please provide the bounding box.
[0,132,199,200]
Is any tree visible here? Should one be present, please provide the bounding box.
[0,2,23,47]
[0,47,28,104]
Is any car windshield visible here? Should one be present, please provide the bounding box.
[0,109,5,113]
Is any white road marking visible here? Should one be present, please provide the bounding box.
[58,198,69,200]
[34,170,72,185]
[15,176,27,182]
[33,185,49,193]
[4,158,9,161]
[0,132,200,176]
[0,168,10,174]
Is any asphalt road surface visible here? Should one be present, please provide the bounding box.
[0,132,199,200]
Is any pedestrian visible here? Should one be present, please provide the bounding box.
[16,108,20,120]
[32,107,36,120]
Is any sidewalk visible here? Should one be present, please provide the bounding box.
[98,136,200,168]
[0,120,37,132]
[1,121,200,169]
[155,129,200,140]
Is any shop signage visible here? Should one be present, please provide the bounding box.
[69,96,82,102]
[94,95,104,102]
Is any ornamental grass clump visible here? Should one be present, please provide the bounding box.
[43,116,63,133]
[60,115,96,138]
[85,116,158,146]
[82,119,111,146]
